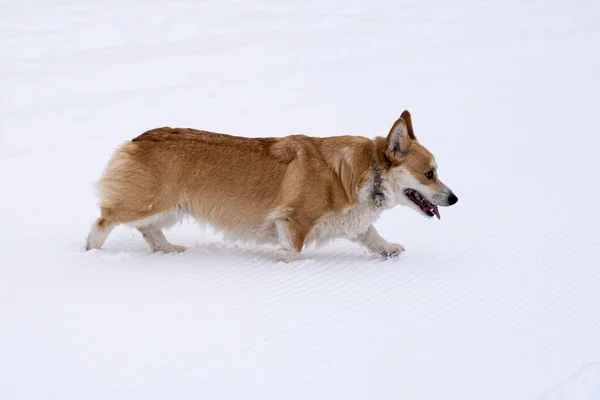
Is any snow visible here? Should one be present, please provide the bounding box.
[1,0,599,399]
[539,363,600,400]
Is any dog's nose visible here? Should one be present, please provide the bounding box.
[448,193,458,206]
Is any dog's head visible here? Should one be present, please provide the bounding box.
[382,110,458,219]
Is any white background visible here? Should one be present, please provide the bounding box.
[1,0,599,398]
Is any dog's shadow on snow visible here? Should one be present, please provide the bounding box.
[85,238,387,266]
[190,240,384,265]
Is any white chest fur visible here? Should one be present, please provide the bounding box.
[307,202,381,247]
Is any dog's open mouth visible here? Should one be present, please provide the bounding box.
[404,189,440,219]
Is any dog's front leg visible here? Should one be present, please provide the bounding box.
[353,225,405,258]
[274,219,311,263]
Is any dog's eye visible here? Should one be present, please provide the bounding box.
[425,171,434,180]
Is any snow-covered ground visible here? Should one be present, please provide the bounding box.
[1,1,599,398]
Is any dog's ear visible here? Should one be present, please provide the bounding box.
[400,110,417,140]
[386,117,412,159]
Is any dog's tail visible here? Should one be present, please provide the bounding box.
[95,141,157,213]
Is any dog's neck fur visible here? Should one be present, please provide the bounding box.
[372,167,385,208]
[319,136,393,211]
[369,137,393,209]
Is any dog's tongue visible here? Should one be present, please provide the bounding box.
[432,205,440,220]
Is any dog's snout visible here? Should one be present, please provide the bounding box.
[447,192,458,206]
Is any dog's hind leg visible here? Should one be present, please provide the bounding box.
[134,209,187,253]
[137,226,186,253]
[86,217,118,250]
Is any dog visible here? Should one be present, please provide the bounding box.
[86,110,458,261]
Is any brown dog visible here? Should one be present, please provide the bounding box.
[86,110,458,261]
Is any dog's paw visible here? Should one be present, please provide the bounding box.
[157,244,187,253]
[277,249,300,263]
[170,244,187,253]
[378,243,405,258]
